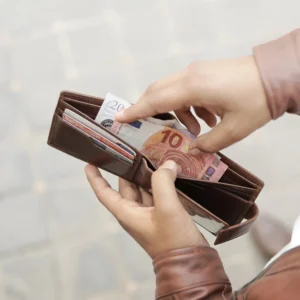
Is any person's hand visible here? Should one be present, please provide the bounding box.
[115,56,271,154]
[85,161,208,258]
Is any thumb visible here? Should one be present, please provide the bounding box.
[151,160,183,216]
[189,115,244,154]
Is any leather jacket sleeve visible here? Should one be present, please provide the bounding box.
[153,246,233,299]
[253,29,300,119]
[153,29,300,300]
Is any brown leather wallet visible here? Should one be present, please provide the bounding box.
[47,91,264,245]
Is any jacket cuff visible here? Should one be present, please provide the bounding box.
[153,246,230,299]
[253,29,300,119]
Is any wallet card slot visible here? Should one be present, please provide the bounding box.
[61,97,100,119]
[216,185,254,201]
[63,97,102,108]
[175,179,252,225]
[49,114,138,180]
[57,100,140,160]
[60,91,104,106]
[177,173,255,194]
[90,138,133,165]
[179,178,254,201]
[220,168,257,188]
[220,175,235,185]
[56,108,64,116]
[219,153,263,188]
[143,154,256,200]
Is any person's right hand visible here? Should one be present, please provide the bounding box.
[115,56,272,154]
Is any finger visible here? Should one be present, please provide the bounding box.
[139,187,154,206]
[85,164,123,215]
[188,114,244,154]
[115,84,190,123]
[194,107,217,128]
[175,109,200,136]
[145,71,183,94]
[119,178,140,202]
[151,160,183,216]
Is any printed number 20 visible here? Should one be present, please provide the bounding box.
[107,100,124,112]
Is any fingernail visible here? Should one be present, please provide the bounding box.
[189,148,201,156]
[161,160,177,171]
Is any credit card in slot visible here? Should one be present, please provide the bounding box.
[62,112,135,161]
[64,108,136,157]
[90,138,133,164]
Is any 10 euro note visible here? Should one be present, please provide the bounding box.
[95,93,228,182]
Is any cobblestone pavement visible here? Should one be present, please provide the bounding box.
[0,0,299,299]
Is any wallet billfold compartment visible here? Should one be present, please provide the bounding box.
[48,91,264,245]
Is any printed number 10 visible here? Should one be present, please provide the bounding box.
[161,130,183,148]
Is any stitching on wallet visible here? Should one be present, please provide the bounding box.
[61,93,102,106]
[59,99,139,169]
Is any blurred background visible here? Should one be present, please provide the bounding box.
[0,0,300,299]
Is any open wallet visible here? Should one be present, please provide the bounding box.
[47,91,264,245]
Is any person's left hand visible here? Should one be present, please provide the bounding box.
[85,160,208,258]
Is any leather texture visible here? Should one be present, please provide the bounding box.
[151,28,300,300]
[153,245,300,300]
[47,91,264,244]
[253,29,300,119]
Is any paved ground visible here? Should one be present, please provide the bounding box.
[0,0,300,299]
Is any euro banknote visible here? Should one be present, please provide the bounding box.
[95,93,228,181]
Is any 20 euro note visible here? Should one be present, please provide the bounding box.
[95,93,228,181]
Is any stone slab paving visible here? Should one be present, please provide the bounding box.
[0,0,299,298]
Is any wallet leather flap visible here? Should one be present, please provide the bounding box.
[219,153,264,189]
[177,190,229,234]
[56,91,264,198]
[48,96,154,189]
[61,90,104,106]
[175,179,252,225]
[47,91,264,245]
[215,203,259,245]
[48,114,138,178]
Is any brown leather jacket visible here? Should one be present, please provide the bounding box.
[153,29,300,300]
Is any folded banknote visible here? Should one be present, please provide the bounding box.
[95,93,228,182]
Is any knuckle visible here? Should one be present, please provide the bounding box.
[200,121,244,153]
[185,61,198,73]
[145,81,157,95]
[115,208,126,224]
[182,69,200,95]
[199,141,218,154]
[182,76,198,96]
[222,122,242,141]
[117,218,129,230]
[183,61,207,91]
[148,96,163,114]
